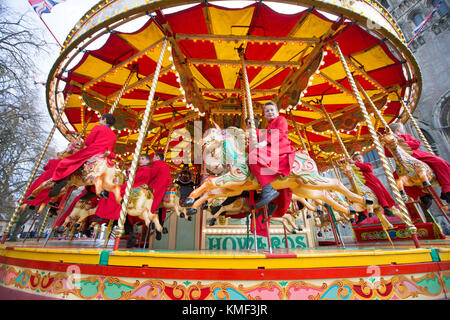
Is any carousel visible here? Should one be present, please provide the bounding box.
[0,0,449,300]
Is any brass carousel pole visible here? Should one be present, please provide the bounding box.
[332,41,420,248]
[396,94,435,155]
[113,38,168,251]
[36,207,52,241]
[288,111,308,151]
[239,49,263,252]
[109,69,135,114]
[1,93,71,244]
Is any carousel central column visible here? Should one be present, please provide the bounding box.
[113,38,168,251]
[332,41,420,247]
[1,93,71,243]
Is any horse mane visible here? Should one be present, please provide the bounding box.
[224,126,247,153]
[396,137,413,156]
[350,164,366,185]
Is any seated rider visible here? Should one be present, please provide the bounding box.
[176,163,194,203]
[350,152,396,219]
[386,123,450,203]
[48,113,117,198]
[248,101,295,218]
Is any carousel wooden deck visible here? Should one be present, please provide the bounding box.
[0,239,449,300]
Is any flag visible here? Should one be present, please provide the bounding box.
[28,0,66,17]
[413,4,440,35]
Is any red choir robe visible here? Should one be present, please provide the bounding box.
[384,134,450,194]
[354,161,396,208]
[248,116,295,218]
[147,160,172,214]
[95,165,152,221]
[23,159,61,207]
[52,124,116,181]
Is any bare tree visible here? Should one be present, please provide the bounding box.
[0,2,59,237]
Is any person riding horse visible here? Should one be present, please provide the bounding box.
[385,123,450,203]
[48,113,117,198]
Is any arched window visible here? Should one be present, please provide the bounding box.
[379,0,390,8]
[433,0,450,16]
[413,12,424,26]
[438,97,450,140]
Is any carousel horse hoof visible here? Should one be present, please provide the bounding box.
[156,231,162,241]
[422,181,432,188]
[292,229,297,234]
[162,227,168,234]
[356,213,367,224]
[26,195,35,201]
[99,190,109,199]
[188,216,192,221]
[317,209,324,216]
[48,201,60,208]
[363,194,374,205]
[383,207,395,217]
[317,231,323,237]
[201,201,208,210]
[182,198,195,207]
[368,212,374,218]
[80,190,97,201]
[306,214,311,219]
[56,226,64,233]
[179,212,185,218]
[49,178,68,197]
[186,208,197,216]
[29,205,36,210]
[297,226,303,231]
[255,185,279,209]
[208,218,216,226]
[74,223,80,228]
[350,218,356,224]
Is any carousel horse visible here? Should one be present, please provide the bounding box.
[27,151,125,206]
[161,184,191,221]
[205,196,252,226]
[313,209,348,237]
[184,125,372,218]
[338,159,415,230]
[379,132,437,200]
[61,199,97,233]
[124,185,163,232]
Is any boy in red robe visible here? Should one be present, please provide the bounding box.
[248,101,295,219]
[387,123,450,203]
[350,152,395,218]
[147,152,172,240]
[49,113,117,197]
[95,154,153,247]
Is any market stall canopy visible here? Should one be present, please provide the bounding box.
[47,0,421,170]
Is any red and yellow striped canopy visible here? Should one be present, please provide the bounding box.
[55,1,420,170]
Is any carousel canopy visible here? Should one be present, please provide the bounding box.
[47,0,421,171]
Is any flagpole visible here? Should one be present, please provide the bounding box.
[407,5,439,47]
[27,1,63,48]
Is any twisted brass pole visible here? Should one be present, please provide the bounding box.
[109,69,135,114]
[239,50,257,148]
[332,42,418,240]
[37,207,52,241]
[113,38,168,250]
[397,94,435,155]
[289,110,308,151]
[1,93,72,243]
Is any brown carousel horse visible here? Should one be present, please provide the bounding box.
[184,125,373,218]
[27,151,126,206]
[338,159,415,230]
[61,200,97,233]
[379,132,436,200]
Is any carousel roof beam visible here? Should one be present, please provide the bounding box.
[318,71,354,97]
[106,64,173,102]
[200,88,277,95]
[82,37,166,90]
[175,33,318,44]
[155,11,209,114]
[298,99,323,113]
[303,91,388,128]
[188,58,303,68]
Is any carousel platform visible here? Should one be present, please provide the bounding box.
[0,238,449,300]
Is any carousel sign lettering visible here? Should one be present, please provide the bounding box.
[206,235,307,250]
